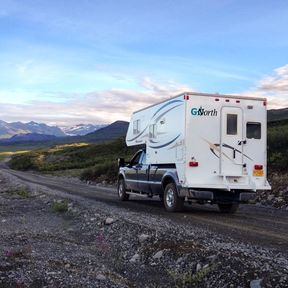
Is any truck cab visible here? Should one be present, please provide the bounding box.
[121,149,149,193]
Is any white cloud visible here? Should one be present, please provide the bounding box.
[257,64,288,92]
[2,65,287,126]
[241,64,288,109]
[0,77,192,125]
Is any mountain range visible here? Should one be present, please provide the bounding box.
[0,120,106,139]
[0,121,129,145]
[0,120,65,139]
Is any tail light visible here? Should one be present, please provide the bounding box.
[254,164,263,170]
[189,161,199,167]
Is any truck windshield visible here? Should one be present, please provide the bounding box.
[130,152,142,166]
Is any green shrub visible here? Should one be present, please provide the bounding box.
[6,186,30,198]
[9,153,38,171]
[51,200,68,213]
[80,161,118,182]
[16,187,30,198]
[267,120,288,171]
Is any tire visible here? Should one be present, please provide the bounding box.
[218,203,239,214]
[163,183,184,212]
[118,178,129,201]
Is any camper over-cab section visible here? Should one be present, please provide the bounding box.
[118,92,271,213]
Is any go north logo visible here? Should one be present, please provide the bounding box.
[191,106,218,116]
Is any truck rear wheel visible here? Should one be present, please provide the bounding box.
[118,178,129,201]
[164,183,184,212]
[218,203,239,214]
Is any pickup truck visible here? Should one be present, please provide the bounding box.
[117,149,246,213]
[117,149,187,212]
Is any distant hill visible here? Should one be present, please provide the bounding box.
[81,121,129,142]
[2,133,57,143]
[268,108,288,122]
[0,120,65,139]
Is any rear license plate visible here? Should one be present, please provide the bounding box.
[253,170,263,177]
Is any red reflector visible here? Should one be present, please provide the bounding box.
[225,99,230,102]
[236,100,240,103]
[184,95,189,100]
[215,98,219,101]
[189,161,199,167]
[254,165,263,170]
[263,100,267,106]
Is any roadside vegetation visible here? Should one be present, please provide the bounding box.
[0,151,29,162]
[6,186,31,199]
[8,138,140,183]
[51,200,68,213]
[267,119,288,171]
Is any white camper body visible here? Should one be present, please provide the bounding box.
[126,92,271,192]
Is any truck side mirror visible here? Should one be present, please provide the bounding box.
[118,158,125,168]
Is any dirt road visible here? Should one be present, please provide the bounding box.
[1,166,288,287]
[4,167,288,251]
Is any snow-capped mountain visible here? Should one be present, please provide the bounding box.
[61,124,107,136]
[0,120,108,140]
[0,120,65,139]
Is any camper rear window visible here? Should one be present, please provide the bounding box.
[227,114,238,135]
[247,122,261,139]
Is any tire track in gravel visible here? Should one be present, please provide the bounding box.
[2,167,288,251]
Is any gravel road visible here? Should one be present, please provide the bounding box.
[0,166,288,287]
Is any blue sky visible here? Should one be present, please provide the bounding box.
[0,0,287,125]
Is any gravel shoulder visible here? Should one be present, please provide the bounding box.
[0,168,288,288]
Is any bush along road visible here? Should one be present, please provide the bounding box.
[0,167,288,287]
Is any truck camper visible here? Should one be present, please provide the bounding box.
[118,92,271,213]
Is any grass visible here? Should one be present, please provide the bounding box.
[9,137,140,182]
[0,151,30,162]
[48,142,89,153]
[167,263,217,288]
[0,143,49,153]
[0,152,13,162]
[6,186,31,198]
[51,200,68,213]
[16,187,30,198]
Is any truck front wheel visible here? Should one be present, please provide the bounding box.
[164,183,184,212]
[118,178,129,201]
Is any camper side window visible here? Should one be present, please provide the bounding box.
[227,114,238,135]
[247,122,261,139]
[149,124,157,138]
[133,120,140,134]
